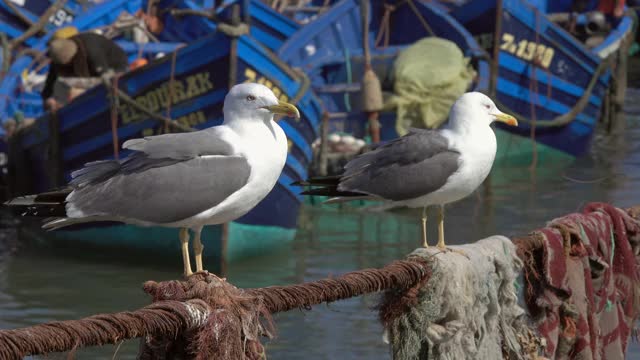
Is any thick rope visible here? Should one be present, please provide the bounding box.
[248,258,430,313]
[0,300,210,359]
[0,205,638,359]
[0,259,430,359]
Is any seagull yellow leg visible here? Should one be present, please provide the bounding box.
[193,226,205,273]
[436,205,469,258]
[180,228,193,277]
[437,205,446,249]
[193,226,227,281]
[421,206,428,248]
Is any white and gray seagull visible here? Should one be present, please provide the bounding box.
[296,92,517,250]
[5,83,300,277]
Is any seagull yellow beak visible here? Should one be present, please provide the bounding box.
[264,101,300,120]
[493,112,518,126]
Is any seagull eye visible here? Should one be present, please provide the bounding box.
[484,104,491,110]
[246,95,256,101]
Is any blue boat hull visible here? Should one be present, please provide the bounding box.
[147,0,300,51]
[447,0,634,157]
[0,0,104,47]
[0,0,146,123]
[6,22,322,266]
[277,0,491,141]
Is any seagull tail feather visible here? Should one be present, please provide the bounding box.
[3,188,121,230]
[323,196,372,204]
[290,175,342,187]
[300,186,366,197]
[42,216,123,231]
[3,189,71,218]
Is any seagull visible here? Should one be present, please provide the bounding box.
[4,83,300,277]
[295,92,517,250]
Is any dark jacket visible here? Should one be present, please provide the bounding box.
[41,32,128,100]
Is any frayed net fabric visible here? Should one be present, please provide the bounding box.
[521,203,640,360]
[380,236,544,360]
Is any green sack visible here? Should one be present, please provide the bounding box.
[384,37,476,135]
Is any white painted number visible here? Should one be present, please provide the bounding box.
[49,9,74,27]
[500,33,555,68]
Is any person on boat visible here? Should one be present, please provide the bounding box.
[42,26,128,112]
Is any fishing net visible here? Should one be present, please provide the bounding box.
[379,236,544,360]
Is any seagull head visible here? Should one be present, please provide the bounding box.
[223,83,300,124]
[448,92,518,131]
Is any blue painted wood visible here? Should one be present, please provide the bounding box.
[278,0,490,141]
[0,0,144,125]
[0,0,106,47]
[448,0,633,157]
[146,0,299,51]
[11,29,321,232]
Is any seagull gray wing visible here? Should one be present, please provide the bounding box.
[121,127,236,159]
[66,127,251,224]
[338,128,460,201]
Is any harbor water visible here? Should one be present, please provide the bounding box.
[2,87,640,358]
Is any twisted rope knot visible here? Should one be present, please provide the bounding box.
[140,272,275,360]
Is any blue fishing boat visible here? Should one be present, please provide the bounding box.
[2,0,302,156]
[0,0,147,123]
[145,0,300,51]
[277,0,490,143]
[0,0,103,47]
[4,4,322,271]
[444,0,634,159]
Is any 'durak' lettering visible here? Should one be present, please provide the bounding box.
[120,71,214,124]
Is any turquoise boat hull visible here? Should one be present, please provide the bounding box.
[22,221,296,275]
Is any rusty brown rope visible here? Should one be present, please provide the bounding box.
[2,205,637,359]
[0,259,431,359]
[248,258,430,313]
[0,300,210,359]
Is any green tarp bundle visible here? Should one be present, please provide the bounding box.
[384,37,476,136]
